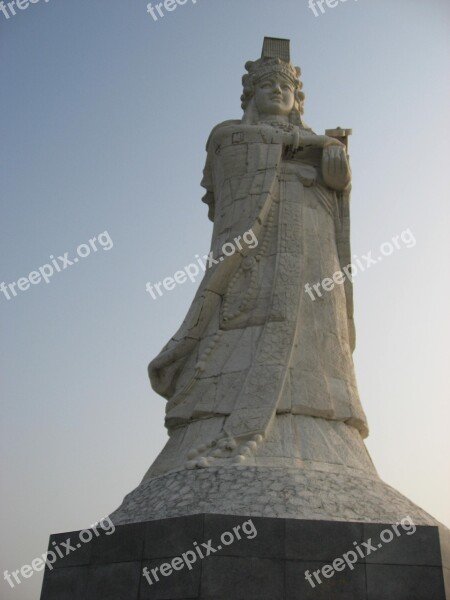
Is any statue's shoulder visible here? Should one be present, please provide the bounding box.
[205,120,241,150]
[207,120,292,151]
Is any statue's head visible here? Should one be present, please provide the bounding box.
[241,38,305,125]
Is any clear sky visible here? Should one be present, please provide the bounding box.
[1,0,449,598]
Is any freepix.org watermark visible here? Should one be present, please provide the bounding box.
[1,231,113,302]
[147,0,198,22]
[3,517,115,589]
[308,0,359,18]
[146,229,258,300]
[0,0,50,20]
[143,518,257,587]
[305,516,416,589]
[304,228,416,301]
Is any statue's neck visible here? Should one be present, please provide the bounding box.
[258,114,290,124]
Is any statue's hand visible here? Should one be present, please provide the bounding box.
[283,130,337,154]
[284,126,302,151]
[321,143,351,191]
[283,126,315,152]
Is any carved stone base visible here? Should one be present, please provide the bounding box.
[110,464,440,527]
[40,514,449,599]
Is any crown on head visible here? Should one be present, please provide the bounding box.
[241,37,304,112]
[245,59,301,87]
[246,37,301,85]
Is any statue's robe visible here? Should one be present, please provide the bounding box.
[149,121,368,449]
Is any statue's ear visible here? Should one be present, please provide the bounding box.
[242,96,259,125]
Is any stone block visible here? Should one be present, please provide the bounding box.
[40,566,88,600]
[40,515,450,600]
[203,514,284,558]
[201,556,284,599]
[91,522,145,564]
[143,515,204,559]
[366,564,446,600]
[363,522,442,566]
[45,530,92,568]
[286,560,366,600]
[84,562,141,600]
[285,518,364,561]
[140,557,201,599]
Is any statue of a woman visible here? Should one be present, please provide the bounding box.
[110,38,442,531]
[145,38,370,477]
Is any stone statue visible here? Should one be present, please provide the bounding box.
[37,38,448,600]
[111,38,445,527]
[146,36,367,473]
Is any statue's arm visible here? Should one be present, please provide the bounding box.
[280,128,352,192]
[200,120,242,222]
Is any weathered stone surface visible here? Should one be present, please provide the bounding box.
[148,38,367,472]
[110,465,440,527]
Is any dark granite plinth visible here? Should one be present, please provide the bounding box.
[40,514,449,599]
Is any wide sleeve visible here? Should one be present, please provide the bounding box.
[200,150,215,222]
[200,120,242,222]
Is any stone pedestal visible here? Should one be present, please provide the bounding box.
[40,514,449,599]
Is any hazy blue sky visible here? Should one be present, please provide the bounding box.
[1,0,449,597]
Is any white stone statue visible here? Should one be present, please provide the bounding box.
[146,37,367,473]
[111,39,444,527]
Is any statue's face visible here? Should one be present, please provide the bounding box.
[254,75,295,116]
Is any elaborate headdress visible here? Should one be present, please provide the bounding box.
[241,37,306,123]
